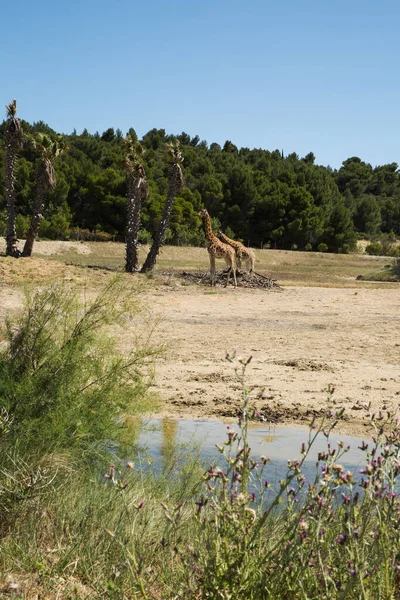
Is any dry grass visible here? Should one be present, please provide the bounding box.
[0,241,397,295]
[11,241,398,288]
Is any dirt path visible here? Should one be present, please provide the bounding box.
[136,284,400,437]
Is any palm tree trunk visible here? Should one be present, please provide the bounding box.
[125,176,142,272]
[141,164,182,273]
[5,138,20,257]
[22,170,46,257]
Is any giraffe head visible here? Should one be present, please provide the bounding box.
[198,208,209,219]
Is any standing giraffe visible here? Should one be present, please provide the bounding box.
[217,229,255,274]
[198,209,237,287]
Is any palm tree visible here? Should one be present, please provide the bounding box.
[141,141,184,273]
[123,137,148,272]
[22,134,66,257]
[4,100,23,257]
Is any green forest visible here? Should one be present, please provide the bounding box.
[1,118,400,253]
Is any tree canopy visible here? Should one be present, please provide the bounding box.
[2,119,400,252]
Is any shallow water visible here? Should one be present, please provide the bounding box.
[138,418,367,489]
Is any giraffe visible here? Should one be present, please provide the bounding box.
[198,209,237,287]
[217,229,256,274]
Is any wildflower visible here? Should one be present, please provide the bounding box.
[336,533,345,545]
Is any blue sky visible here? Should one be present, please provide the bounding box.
[2,0,399,168]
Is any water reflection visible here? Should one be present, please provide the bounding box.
[139,418,367,490]
[161,418,178,469]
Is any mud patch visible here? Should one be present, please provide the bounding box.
[275,359,335,372]
[187,372,233,383]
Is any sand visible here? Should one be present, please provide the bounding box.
[0,247,398,437]
[137,284,399,437]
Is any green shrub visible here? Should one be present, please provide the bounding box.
[138,228,152,245]
[365,242,382,255]
[0,279,159,456]
[317,242,328,252]
[15,214,29,239]
[69,228,114,242]
[305,243,313,251]
[38,213,70,240]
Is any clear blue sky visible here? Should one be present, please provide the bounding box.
[2,0,399,169]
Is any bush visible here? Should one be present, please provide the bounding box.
[69,228,113,242]
[305,243,313,251]
[15,214,29,239]
[0,279,159,456]
[38,213,70,240]
[317,243,328,252]
[365,242,382,256]
[137,228,152,245]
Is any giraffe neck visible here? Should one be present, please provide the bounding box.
[220,231,239,247]
[203,213,217,242]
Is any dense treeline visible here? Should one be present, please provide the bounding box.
[1,119,400,252]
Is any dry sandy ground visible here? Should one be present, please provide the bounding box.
[0,238,92,256]
[135,283,400,437]
[0,247,399,437]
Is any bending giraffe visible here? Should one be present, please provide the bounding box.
[217,229,255,274]
[198,209,237,287]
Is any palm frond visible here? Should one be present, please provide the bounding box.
[165,140,183,165]
[5,99,17,119]
[5,99,23,144]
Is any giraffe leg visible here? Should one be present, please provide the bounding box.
[224,256,232,287]
[232,257,237,287]
[210,254,216,286]
[225,266,231,287]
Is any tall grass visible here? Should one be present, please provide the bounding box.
[1,310,400,598]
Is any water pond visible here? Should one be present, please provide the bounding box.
[138,418,367,491]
